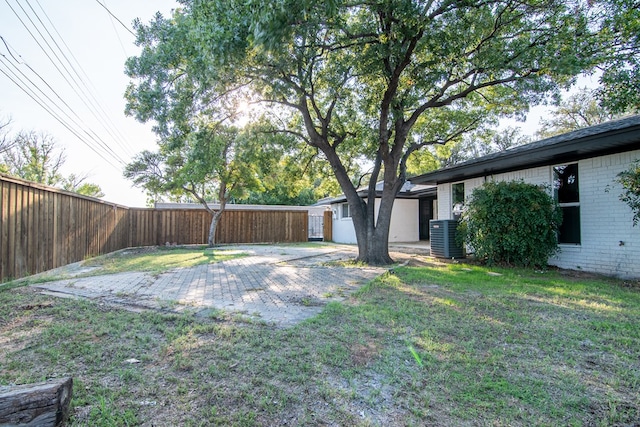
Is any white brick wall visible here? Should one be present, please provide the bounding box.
[437,149,640,278]
[437,184,451,220]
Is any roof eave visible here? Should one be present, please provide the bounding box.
[412,118,640,185]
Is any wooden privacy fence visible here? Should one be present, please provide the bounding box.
[128,208,308,246]
[1,174,309,282]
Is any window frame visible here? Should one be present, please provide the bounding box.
[341,202,351,219]
[553,163,581,245]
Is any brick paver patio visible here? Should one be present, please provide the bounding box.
[33,245,387,326]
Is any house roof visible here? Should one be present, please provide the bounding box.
[317,180,437,205]
[155,202,329,211]
[411,114,640,185]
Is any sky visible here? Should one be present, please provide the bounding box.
[1,0,179,207]
[0,1,599,207]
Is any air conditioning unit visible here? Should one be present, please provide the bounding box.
[430,219,464,259]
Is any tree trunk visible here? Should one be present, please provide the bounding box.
[207,209,224,247]
[0,377,73,427]
[354,195,395,265]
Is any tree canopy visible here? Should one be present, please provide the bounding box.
[124,124,264,245]
[127,0,615,263]
[596,0,640,113]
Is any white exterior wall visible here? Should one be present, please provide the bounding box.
[331,202,358,244]
[331,198,419,244]
[437,149,640,278]
[377,198,419,242]
[436,184,451,220]
[437,177,485,219]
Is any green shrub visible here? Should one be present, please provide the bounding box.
[458,180,562,268]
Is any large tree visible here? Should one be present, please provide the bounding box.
[128,0,606,264]
[1,131,65,186]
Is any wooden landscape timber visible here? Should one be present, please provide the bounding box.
[0,377,72,426]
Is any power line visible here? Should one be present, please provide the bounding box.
[20,0,134,159]
[2,0,135,166]
[0,35,125,168]
[0,54,122,169]
[94,0,136,37]
[30,0,136,158]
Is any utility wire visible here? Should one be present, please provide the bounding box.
[0,56,122,169]
[100,0,130,57]
[34,0,134,154]
[17,0,132,161]
[3,0,131,165]
[31,0,136,158]
[94,0,136,37]
[0,37,124,168]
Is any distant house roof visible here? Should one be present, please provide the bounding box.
[412,115,640,185]
[318,180,436,205]
[154,202,329,212]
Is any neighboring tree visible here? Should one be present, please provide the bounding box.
[438,126,531,167]
[597,0,640,114]
[613,160,640,226]
[127,1,607,264]
[2,131,65,186]
[0,130,105,197]
[537,88,625,139]
[459,181,562,267]
[61,173,106,198]
[124,125,262,246]
[234,125,347,205]
[239,156,322,205]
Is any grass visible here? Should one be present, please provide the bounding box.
[82,246,248,275]
[0,259,638,426]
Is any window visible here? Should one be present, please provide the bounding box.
[553,163,580,244]
[452,182,465,219]
[341,202,351,219]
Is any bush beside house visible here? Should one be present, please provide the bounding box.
[459,181,562,267]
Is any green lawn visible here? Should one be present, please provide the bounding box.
[1,259,638,426]
[81,246,248,275]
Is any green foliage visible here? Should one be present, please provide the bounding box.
[233,122,343,204]
[596,0,640,113]
[1,131,65,186]
[459,181,562,268]
[124,125,262,206]
[1,130,104,197]
[61,173,105,198]
[615,159,640,226]
[537,88,625,139]
[438,126,531,167]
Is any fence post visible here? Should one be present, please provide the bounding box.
[323,210,332,242]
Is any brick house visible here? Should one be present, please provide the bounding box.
[411,115,640,279]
